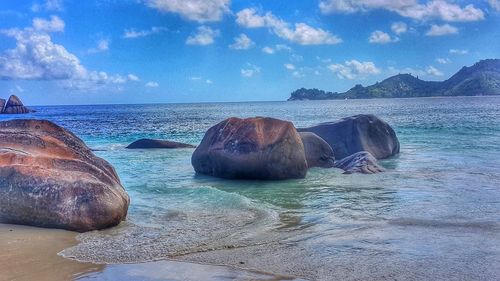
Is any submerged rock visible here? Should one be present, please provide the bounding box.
[0,119,129,232]
[334,151,385,174]
[192,117,307,180]
[298,114,399,160]
[299,132,335,168]
[126,138,195,149]
[1,95,32,114]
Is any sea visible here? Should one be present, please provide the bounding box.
[1,96,499,280]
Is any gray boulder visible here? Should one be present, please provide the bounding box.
[298,114,399,160]
[299,132,335,168]
[192,117,307,180]
[126,138,195,149]
[334,151,385,174]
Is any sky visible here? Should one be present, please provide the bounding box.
[0,0,499,105]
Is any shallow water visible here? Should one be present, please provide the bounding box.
[2,97,500,280]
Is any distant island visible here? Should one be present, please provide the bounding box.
[288,59,500,100]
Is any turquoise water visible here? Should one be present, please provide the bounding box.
[2,97,500,280]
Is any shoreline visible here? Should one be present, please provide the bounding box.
[0,223,301,281]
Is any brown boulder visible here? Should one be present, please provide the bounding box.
[192,117,307,180]
[2,95,32,114]
[0,119,129,232]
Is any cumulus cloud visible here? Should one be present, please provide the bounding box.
[128,74,140,81]
[32,15,65,32]
[145,81,159,87]
[425,24,458,36]
[88,39,110,54]
[236,8,342,45]
[489,0,500,11]
[328,60,380,79]
[123,26,167,39]
[449,48,468,55]
[186,26,220,45]
[241,64,261,77]
[436,58,451,64]
[426,66,443,76]
[261,44,291,54]
[319,0,484,22]
[391,22,407,34]
[0,18,137,92]
[229,33,254,50]
[32,0,63,12]
[369,30,398,44]
[145,0,230,23]
[284,63,295,70]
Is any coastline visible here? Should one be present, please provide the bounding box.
[0,223,300,281]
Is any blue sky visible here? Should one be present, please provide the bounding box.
[0,0,499,105]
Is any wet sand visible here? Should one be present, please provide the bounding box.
[0,223,300,281]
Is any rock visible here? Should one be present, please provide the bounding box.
[126,138,195,149]
[299,132,335,168]
[0,119,129,232]
[298,114,399,160]
[2,95,32,114]
[0,98,5,112]
[192,117,307,180]
[334,151,385,174]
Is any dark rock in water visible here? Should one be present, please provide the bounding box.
[0,119,129,232]
[192,117,307,180]
[298,114,399,160]
[334,151,385,174]
[126,138,195,149]
[2,95,32,114]
[299,132,335,168]
[0,98,5,112]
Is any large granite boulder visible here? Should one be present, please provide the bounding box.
[0,119,129,232]
[299,132,335,168]
[126,138,195,149]
[298,114,399,160]
[192,117,307,180]
[2,95,32,114]
[334,151,385,174]
[0,98,5,112]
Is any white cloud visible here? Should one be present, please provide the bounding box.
[391,22,407,34]
[123,26,167,39]
[128,74,140,81]
[0,19,136,92]
[284,63,295,70]
[145,81,159,87]
[436,58,451,64]
[205,79,213,84]
[229,33,254,50]
[319,0,484,22]
[449,48,468,55]
[32,0,63,12]
[262,46,275,54]
[32,15,65,32]
[186,26,219,45]
[145,0,230,23]
[236,8,342,45]
[190,76,213,84]
[426,66,443,76]
[425,24,458,36]
[328,60,380,80]
[241,64,261,77]
[369,30,398,44]
[489,0,500,11]
[88,39,110,54]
